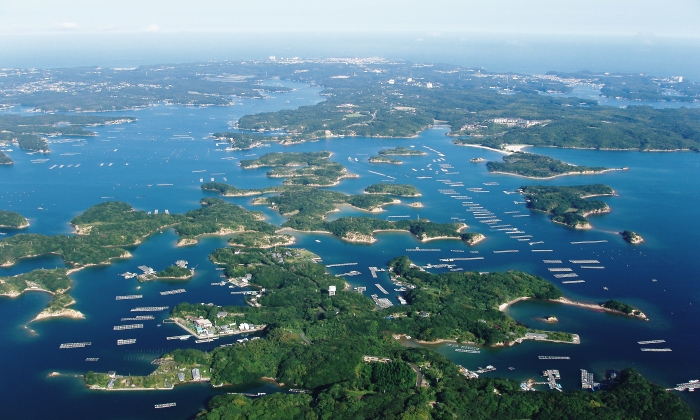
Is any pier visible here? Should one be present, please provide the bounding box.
[116,294,142,300]
[542,370,563,391]
[581,369,598,389]
[325,262,358,267]
[371,294,394,308]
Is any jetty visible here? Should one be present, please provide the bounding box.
[115,295,142,300]
[375,284,389,294]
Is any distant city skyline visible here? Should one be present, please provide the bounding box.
[2,0,699,38]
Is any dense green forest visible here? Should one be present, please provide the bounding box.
[378,146,427,156]
[240,151,332,168]
[603,300,640,316]
[486,152,609,178]
[0,210,28,227]
[369,155,402,164]
[0,268,77,317]
[89,247,690,418]
[154,265,192,279]
[520,184,614,228]
[364,183,421,197]
[210,132,280,150]
[239,151,351,186]
[621,230,644,244]
[0,114,134,152]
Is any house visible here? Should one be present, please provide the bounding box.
[177,373,185,382]
[216,311,228,319]
[328,285,336,296]
[192,368,201,381]
[194,318,213,328]
[239,323,250,331]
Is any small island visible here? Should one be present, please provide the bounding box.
[0,151,12,165]
[469,157,485,163]
[240,151,355,187]
[486,152,612,178]
[461,232,485,245]
[622,230,644,244]
[603,300,648,320]
[368,156,402,164]
[520,184,614,229]
[364,183,421,197]
[211,132,270,150]
[0,210,29,228]
[378,146,426,156]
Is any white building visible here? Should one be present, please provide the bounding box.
[328,285,336,296]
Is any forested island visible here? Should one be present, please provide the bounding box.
[364,183,421,197]
[520,184,614,228]
[603,300,647,319]
[84,248,689,418]
[0,210,29,228]
[211,132,277,150]
[0,151,12,165]
[0,268,82,320]
[368,155,402,164]
[0,114,134,153]
[486,152,612,178]
[240,151,355,186]
[378,146,426,156]
[622,230,644,244]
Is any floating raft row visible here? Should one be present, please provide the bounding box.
[155,403,176,409]
[561,280,586,284]
[580,266,605,269]
[638,340,665,344]
[60,342,91,349]
[554,273,578,278]
[167,335,191,340]
[532,250,553,252]
[375,284,389,295]
[131,306,169,312]
[117,339,137,345]
[455,348,480,353]
[115,295,142,300]
[406,248,441,252]
[570,240,608,245]
[570,260,600,264]
[512,215,530,218]
[548,268,573,272]
[121,315,155,321]
[326,262,358,267]
[114,324,143,331]
[493,250,519,254]
[160,289,186,296]
[85,358,99,361]
[543,260,562,264]
[538,356,570,360]
[641,348,672,352]
[440,257,484,262]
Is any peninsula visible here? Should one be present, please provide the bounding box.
[486,152,612,178]
[0,210,29,228]
[240,151,355,186]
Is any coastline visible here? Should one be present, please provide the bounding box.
[488,168,622,180]
[498,295,649,321]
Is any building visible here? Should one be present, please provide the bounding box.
[177,373,185,382]
[328,285,336,296]
[192,368,201,381]
[216,311,228,319]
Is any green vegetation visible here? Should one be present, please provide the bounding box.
[228,232,295,248]
[89,248,690,418]
[0,114,134,152]
[521,184,614,228]
[378,146,426,156]
[239,151,352,186]
[622,230,644,244]
[0,210,28,228]
[0,151,11,165]
[486,152,610,178]
[364,183,421,197]
[368,155,402,164]
[211,132,278,150]
[0,268,78,319]
[604,300,640,315]
[240,151,332,169]
[174,197,276,241]
[155,265,193,279]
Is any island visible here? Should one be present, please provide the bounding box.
[0,269,83,321]
[461,232,485,245]
[520,184,614,228]
[603,299,648,320]
[364,183,421,197]
[211,132,274,150]
[0,210,29,228]
[240,151,356,187]
[622,230,644,244]
[486,152,613,178]
[378,146,426,156]
[139,264,195,281]
[368,155,402,164]
[83,248,689,419]
[0,151,12,165]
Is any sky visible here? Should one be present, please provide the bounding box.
[2,0,699,38]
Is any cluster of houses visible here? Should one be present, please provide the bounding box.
[182,314,260,338]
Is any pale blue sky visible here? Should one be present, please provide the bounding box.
[1,0,699,38]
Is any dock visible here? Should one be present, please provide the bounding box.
[581,369,599,389]
[115,295,142,300]
[371,294,394,309]
[668,380,700,392]
[542,370,563,391]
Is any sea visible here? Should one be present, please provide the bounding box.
[2,75,700,418]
